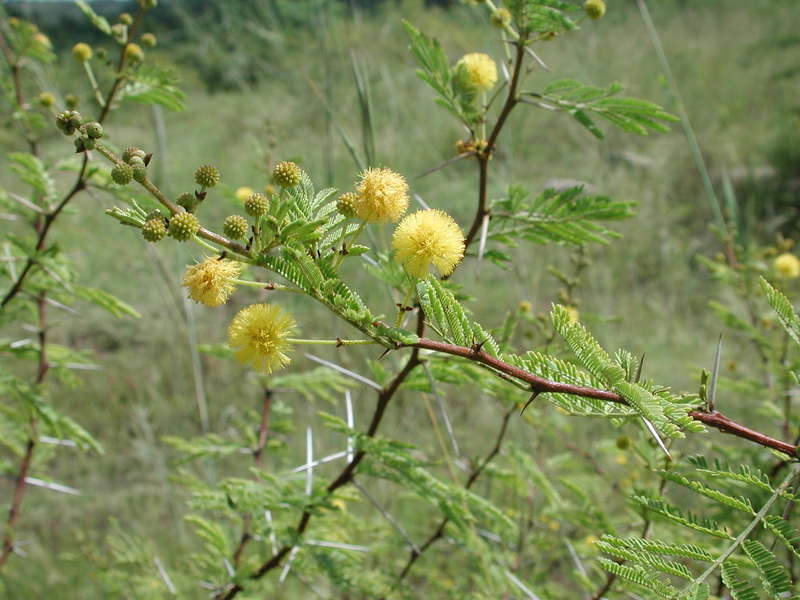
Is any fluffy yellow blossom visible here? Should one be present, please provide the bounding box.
[456,53,497,92]
[774,253,800,279]
[182,256,242,307]
[355,167,409,223]
[392,209,465,279]
[228,304,297,373]
[235,186,254,202]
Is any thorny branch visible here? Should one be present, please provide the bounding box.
[214,312,426,599]
[0,6,145,570]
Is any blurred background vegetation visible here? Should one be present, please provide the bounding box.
[2,0,800,596]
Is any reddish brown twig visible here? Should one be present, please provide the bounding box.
[407,338,797,457]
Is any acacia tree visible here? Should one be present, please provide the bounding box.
[3,0,800,598]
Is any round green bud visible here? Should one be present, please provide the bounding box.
[223,215,249,240]
[615,436,631,450]
[272,161,301,188]
[122,146,146,164]
[177,192,198,213]
[84,122,103,139]
[56,111,73,134]
[132,164,148,183]
[142,217,167,242]
[111,24,126,40]
[140,33,157,48]
[244,192,269,217]
[64,94,79,109]
[111,162,134,185]
[119,13,133,26]
[490,8,512,28]
[129,156,146,168]
[194,164,221,188]
[72,42,92,62]
[336,192,358,218]
[139,0,158,9]
[74,137,87,152]
[38,92,55,108]
[169,211,200,241]
[67,110,82,130]
[124,43,144,63]
[584,0,606,19]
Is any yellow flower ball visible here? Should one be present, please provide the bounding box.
[235,186,254,202]
[456,53,497,92]
[182,256,242,307]
[32,33,52,50]
[228,304,297,374]
[355,167,409,223]
[392,209,465,279]
[584,0,606,19]
[72,42,92,62]
[774,253,800,279]
[124,43,144,63]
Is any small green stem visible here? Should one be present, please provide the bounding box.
[287,338,376,346]
[192,235,222,254]
[395,283,415,328]
[82,62,105,108]
[232,279,304,294]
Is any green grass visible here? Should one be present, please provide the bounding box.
[2,0,799,596]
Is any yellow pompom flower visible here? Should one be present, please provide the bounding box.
[774,253,800,279]
[456,53,497,92]
[392,209,465,279]
[182,256,242,307]
[355,167,410,223]
[564,306,580,324]
[228,304,297,373]
[235,186,254,202]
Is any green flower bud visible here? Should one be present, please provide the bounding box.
[72,42,92,62]
[129,156,146,168]
[119,13,133,26]
[74,137,87,152]
[142,217,167,242]
[68,110,83,130]
[56,111,73,134]
[124,43,144,63]
[336,192,358,218]
[584,0,606,19]
[139,0,158,9]
[177,192,198,213]
[84,122,104,139]
[169,211,200,241]
[194,164,221,188]
[38,92,55,107]
[65,94,79,109]
[111,162,134,185]
[122,146,146,164]
[490,8,511,28]
[244,192,269,217]
[140,33,157,48]
[132,164,148,183]
[111,23,126,41]
[223,215,249,240]
[272,161,301,188]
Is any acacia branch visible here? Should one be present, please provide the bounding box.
[407,338,797,456]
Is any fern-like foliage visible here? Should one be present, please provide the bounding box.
[598,461,800,599]
[416,277,501,356]
[488,185,635,250]
[551,305,699,438]
[527,78,679,138]
[760,276,800,347]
